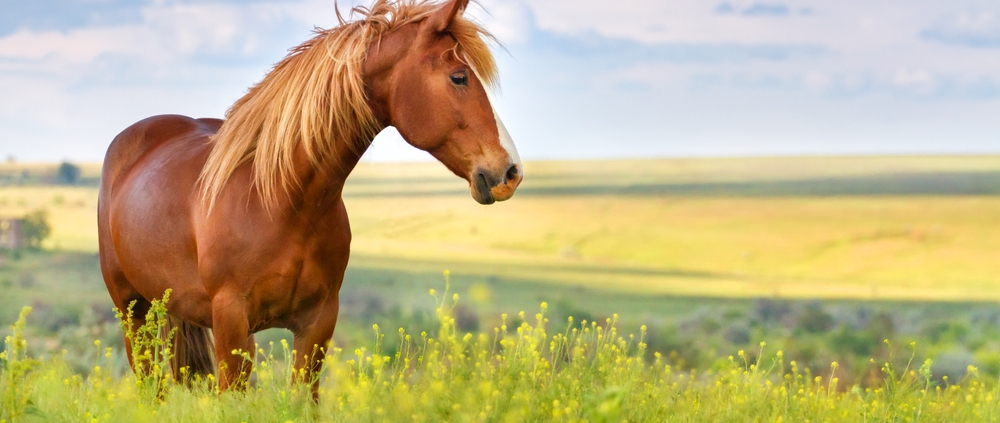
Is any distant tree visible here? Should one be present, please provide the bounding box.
[56,162,81,185]
[21,209,51,250]
[4,155,14,164]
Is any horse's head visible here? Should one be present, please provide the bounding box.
[367,0,522,205]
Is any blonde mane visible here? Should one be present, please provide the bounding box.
[198,0,499,212]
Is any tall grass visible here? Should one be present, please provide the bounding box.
[3,276,1000,422]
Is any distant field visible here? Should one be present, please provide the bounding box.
[0,186,98,251]
[0,162,102,186]
[2,156,1000,302]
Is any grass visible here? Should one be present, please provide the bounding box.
[345,156,1000,301]
[3,156,1000,301]
[345,195,1000,301]
[0,250,105,327]
[4,285,1000,422]
[3,156,1000,382]
[0,186,98,251]
[4,152,1000,421]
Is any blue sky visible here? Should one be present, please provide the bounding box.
[1,0,998,162]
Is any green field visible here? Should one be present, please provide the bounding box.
[4,156,1000,421]
[4,156,1000,302]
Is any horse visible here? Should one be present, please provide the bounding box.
[97,0,521,398]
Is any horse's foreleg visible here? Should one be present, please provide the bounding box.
[292,297,340,402]
[211,293,253,391]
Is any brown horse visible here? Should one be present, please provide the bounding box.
[97,0,521,396]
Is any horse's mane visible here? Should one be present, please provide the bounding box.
[199,0,498,212]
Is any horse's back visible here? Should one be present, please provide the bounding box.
[101,115,221,194]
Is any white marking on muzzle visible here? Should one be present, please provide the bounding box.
[487,95,522,169]
[468,58,521,172]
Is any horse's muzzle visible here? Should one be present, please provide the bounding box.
[472,164,521,205]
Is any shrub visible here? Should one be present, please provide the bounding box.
[753,298,791,326]
[798,302,835,334]
[19,209,51,250]
[55,162,81,185]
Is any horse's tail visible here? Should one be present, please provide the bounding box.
[168,316,215,382]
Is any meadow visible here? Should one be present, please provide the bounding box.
[3,156,1000,421]
[5,289,1000,422]
[4,156,1000,301]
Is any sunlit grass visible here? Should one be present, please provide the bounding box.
[345,195,1000,301]
[4,275,1000,422]
[4,157,1000,301]
[0,186,98,252]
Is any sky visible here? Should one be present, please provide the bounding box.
[0,0,998,163]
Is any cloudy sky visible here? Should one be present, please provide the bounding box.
[1,0,998,162]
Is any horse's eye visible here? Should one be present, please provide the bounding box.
[450,73,468,86]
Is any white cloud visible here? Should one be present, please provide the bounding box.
[0,0,320,160]
[802,71,830,91]
[892,69,934,87]
[466,0,533,44]
[922,10,1000,48]
[0,26,144,64]
[0,75,72,126]
[2,0,1000,161]
[0,0,347,70]
[0,0,488,162]
[521,0,858,45]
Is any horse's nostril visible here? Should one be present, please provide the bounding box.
[505,165,519,182]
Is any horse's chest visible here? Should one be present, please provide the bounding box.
[249,237,350,329]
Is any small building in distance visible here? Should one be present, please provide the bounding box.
[0,217,25,249]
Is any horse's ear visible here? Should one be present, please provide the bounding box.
[426,0,469,33]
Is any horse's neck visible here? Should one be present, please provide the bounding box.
[288,27,407,212]
[290,135,373,210]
